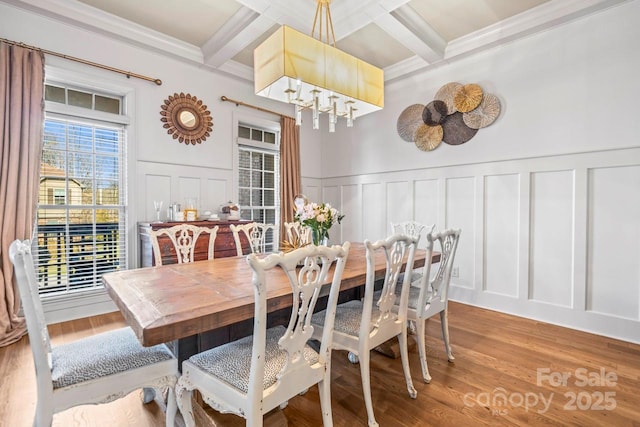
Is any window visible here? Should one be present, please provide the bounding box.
[35,83,127,295]
[237,122,280,253]
[53,188,66,205]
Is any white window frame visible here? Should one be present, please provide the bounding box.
[232,112,281,246]
[37,64,137,323]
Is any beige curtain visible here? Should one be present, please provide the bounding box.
[280,116,301,239]
[0,42,45,347]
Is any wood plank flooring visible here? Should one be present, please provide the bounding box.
[1,302,638,426]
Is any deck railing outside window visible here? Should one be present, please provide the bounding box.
[35,222,122,294]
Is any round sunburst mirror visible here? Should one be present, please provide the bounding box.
[160,92,213,145]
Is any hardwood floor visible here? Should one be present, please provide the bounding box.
[1,302,638,426]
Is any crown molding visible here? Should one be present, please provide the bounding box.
[3,0,631,86]
[446,0,629,59]
[215,60,254,83]
[4,0,204,63]
[384,56,428,82]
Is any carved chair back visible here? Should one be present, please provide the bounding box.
[149,223,218,265]
[230,222,276,256]
[176,242,351,426]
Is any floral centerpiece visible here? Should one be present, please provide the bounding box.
[295,202,344,246]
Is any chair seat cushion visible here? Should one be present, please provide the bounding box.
[187,326,319,394]
[311,300,379,337]
[391,284,433,310]
[51,327,174,389]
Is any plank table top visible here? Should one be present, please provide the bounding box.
[102,242,439,347]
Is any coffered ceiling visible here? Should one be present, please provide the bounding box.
[3,0,626,83]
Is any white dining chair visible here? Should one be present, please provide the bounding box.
[149,223,218,265]
[310,234,419,427]
[9,239,178,427]
[395,228,461,383]
[391,221,435,284]
[230,222,276,256]
[283,221,312,245]
[175,242,351,427]
[391,221,435,241]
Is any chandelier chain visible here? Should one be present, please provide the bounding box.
[311,0,336,47]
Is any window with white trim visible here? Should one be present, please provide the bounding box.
[237,123,280,253]
[35,83,128,295]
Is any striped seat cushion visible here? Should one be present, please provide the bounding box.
[187,326,319,393]
[51,327,174,389]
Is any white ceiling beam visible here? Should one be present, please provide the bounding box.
[201,7,262,68]
[331,0,410,40]
[234,0,315,33]
[375,5,445,64]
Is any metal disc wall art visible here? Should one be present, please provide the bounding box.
[442,112,478,145]
[414,124,443,151]
[396,81,502,152]
[453,84,483,113]
[434,82,462,114]
[422,100,448,126]
[397,104,425,142]
[463,93,501,129]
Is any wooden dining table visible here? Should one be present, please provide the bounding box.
[102,242,439,364]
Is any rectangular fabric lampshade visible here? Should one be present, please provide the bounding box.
[254,25,384,122]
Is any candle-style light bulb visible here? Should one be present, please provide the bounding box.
[329,100,337,133]
[312,90,320,130]
[295,104,302,126]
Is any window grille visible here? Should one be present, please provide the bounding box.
[35,84,127,295]
[237,123,280,253]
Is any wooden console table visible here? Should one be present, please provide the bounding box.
[138,220,251,266]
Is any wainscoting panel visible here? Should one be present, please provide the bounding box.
[362,182,386,242]
[321,148,640,343]
[143,174,171,221]
[587,165,640,320]
[322,185,340,210]
[205,178,231,213]
[530,170,574,307]
[178,177,201,210]
[322,185,341,243]
[135,161,234,265]
[301,178,321,208]
[413,179,439,229]
[341,184,362,244]
[386,181,412,232]
[484,174,520,297]
[446,177,476,290]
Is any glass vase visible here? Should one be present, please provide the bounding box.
[312,228,328,246]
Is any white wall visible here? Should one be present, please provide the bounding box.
[3,1,639,341]
[0,1,325,322]
[0,2,322,252]
[320,1,640,343]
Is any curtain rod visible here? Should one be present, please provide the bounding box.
[220,95,294,120]
[0,37,162,86]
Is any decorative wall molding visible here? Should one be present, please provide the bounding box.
[321,147,640,344]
